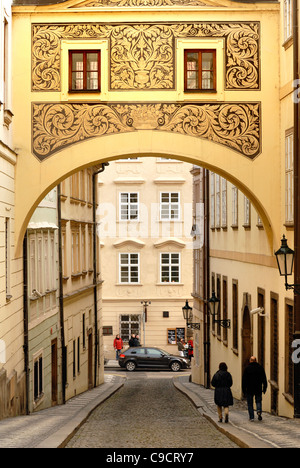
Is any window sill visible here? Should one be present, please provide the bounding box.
[33,393,45,410]
[68,89,101,94]
[116,283,143,286]
[184,89,217,94]
[156,282,183,286]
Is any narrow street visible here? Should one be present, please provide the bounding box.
[65,371,238,449]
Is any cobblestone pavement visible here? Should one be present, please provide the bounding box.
[66,372,238,448]
[0,374,124,448]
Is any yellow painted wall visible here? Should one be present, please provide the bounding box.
[11,0,281,260]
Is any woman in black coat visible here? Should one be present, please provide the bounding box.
[211,362,233,423]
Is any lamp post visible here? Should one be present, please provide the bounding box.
[275,235,300,417]
[275,235,300,293]
[141,300,151,347]
[208,292,231,329]
[182,300,200,330]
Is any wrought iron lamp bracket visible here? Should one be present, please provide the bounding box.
[212,318,231,329]
[285,282,300,295]
[187,322,201,330]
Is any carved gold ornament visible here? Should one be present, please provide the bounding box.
[32,102,261,160]
[32,22,259,91]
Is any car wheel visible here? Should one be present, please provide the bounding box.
[126,361,136,372]
[170,361,181,372]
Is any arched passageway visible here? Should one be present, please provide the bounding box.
[15,130,278,257]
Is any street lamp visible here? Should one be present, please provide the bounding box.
[274,235,300,293]
[208,291,231,329]
[275,235,300,418]
[141,300,151,347]
[182,300,200,330]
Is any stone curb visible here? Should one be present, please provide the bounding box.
[36,377,125,449]
[173,377,275,449]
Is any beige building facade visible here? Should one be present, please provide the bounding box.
[191,0,300,419]
[26,188,61,413]
[0,0,26,419]
[98,157,193,358]
[60,167,104,400]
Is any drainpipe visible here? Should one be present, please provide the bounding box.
[204,169,211,389]
[93,163,109,388]
[23,232,29,415]
[293,0,300,418]
[57,184,66,405]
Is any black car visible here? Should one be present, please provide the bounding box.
[118,347,190,372]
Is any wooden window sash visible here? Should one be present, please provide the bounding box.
[69,50,101,92]
[184,49,216,92]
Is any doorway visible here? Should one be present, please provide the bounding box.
[242,305,252,376]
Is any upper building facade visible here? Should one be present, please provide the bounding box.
[98,157,193,358]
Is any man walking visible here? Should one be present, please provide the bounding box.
[242,356,267,421]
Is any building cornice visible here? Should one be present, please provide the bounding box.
[0,140,18,166]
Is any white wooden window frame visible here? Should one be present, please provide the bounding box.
[232,185,238,227]
[244,196,251,227]
[284,0,293,42]
[119,192,139,221]
[160,192,180,221]
[221,177,227,228]
[119,253,140,283]
[160,252,181,283]
[28,229,57,295]
[210,173,215,228]
[285,131,294,224]
[215,175,220,228]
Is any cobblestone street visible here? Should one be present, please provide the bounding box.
[66,372,238,448]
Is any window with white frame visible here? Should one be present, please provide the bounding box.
[71,225,80,274]
[5,217,11,299]
[3,16,9,109]
[120,193,139,221]
[160,192,180,220]
[232,185,238,227]
[244,196,251,227]
[160,253,180,283]
[285,131,294,224]
[88,226,93,271]
[210,173,215,228]
[221,177,227,228]
[81,225,86,271]
[215,175,221,228]
[284,0,293,42]
[28,229,57,296]
[119,253,140,283]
